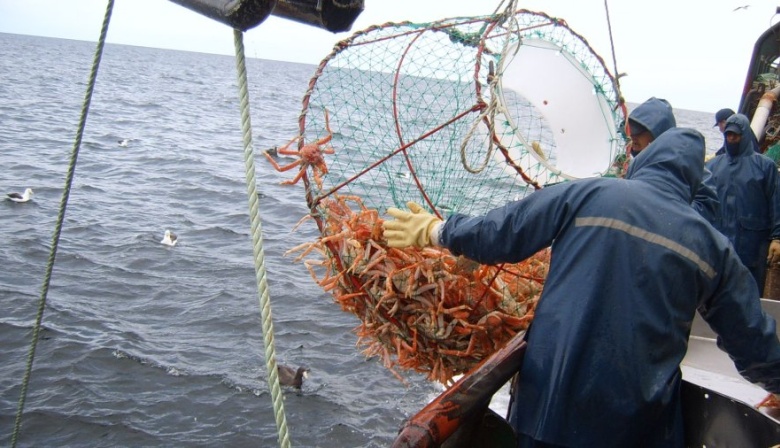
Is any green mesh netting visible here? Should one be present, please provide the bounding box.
[763,105,780,152]
[765,142,780,165]
[274,9,626,384]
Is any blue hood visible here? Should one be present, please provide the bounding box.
[724,113,761,157]
[626,128,705,204]
[629,97,676,139]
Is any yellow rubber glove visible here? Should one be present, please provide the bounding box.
[382,202,442,248]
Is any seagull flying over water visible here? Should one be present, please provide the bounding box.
[161,229,178,247]
[277,364,309,389]
[733,4,750,11]
[7,188,34,203]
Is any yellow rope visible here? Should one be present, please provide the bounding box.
[11,1,115,446]
[232,29,291,448]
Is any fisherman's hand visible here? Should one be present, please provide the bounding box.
[768,240,780,266]
[382,202,442,248]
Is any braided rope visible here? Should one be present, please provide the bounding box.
[11,1,115,446]
[10,6,290,448]
[232,29,291,448]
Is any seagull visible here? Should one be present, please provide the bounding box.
[7,188,34,203]
[118,139,130,147]
[277,364,309,389]
[161,229,178,247]
[264,146,278,157]
[733,5,750,11]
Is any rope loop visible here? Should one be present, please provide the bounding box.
[459,4,521,174]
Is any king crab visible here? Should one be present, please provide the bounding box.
[264,109,334,189]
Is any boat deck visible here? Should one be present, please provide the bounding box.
[683,298,780,414]
[486,299,780,427]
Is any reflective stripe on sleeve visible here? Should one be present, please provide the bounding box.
[575,217,717,279]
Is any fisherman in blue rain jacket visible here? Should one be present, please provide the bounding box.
[383,128,780,447]
[706,113,780,292]
[628,97,719,223]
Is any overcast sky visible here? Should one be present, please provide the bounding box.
[1,0,778,113]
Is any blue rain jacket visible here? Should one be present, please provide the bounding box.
[439,128,780,447]
[706,113,780,289]
[694,167,720,223]
[630,98,720,222]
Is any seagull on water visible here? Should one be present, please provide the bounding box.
[7,188,34,203]
[264,146,278,157]
[161,229,178,247]
[277,364,309,389]
[118,139,130,147]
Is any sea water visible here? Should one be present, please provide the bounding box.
[0,32,726,447]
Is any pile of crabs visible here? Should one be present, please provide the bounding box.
[264,110,548,384]
[287,194,548,384]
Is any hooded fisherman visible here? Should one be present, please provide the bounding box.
[383,128,780,447]
[627,97,719,222]
[706,113,780,293]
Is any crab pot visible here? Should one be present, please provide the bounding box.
[271,0,364,32]
[168,0,277,31]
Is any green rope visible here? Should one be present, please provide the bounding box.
[11,1,115,446]
[232,29,291,448]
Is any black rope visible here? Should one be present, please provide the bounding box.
[603,0,625,104]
